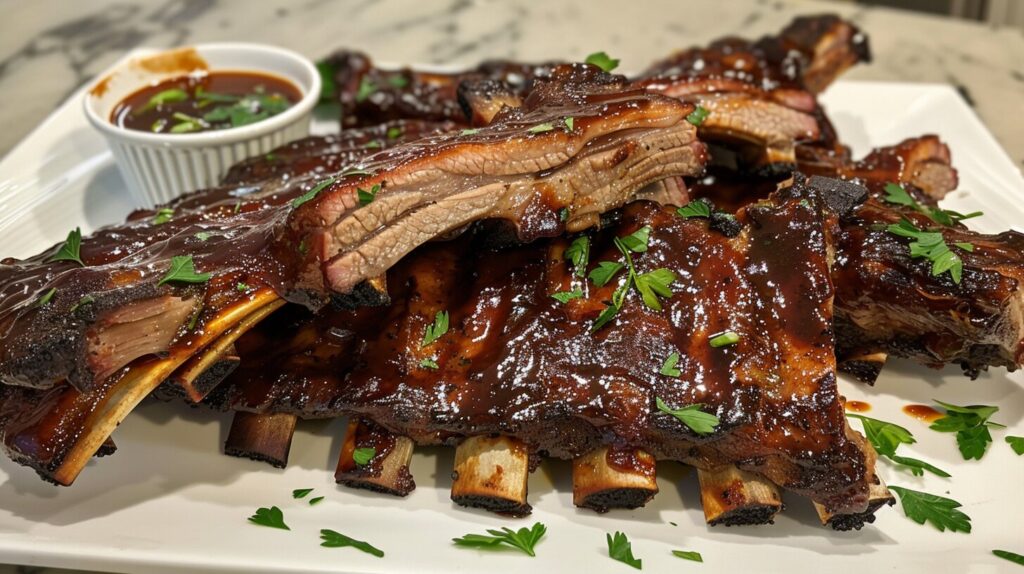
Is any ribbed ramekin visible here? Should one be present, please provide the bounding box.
[84,43,320,207]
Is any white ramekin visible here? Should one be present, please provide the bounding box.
[84,43,320,207]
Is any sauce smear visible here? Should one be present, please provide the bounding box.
[903,404,943,423]
[111,71,301,134]
[844,400,871,413]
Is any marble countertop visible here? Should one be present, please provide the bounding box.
[0,0,1021,572]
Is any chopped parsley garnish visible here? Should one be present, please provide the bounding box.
[355,77,376,102]
[993,550,1024,566]
[660,351,681,377]
[929,400,1004,460]
[847,413,950,477]
[559,207,570,221]
[236,282,250,292]
[634,268,675,311]
[606,531,641,569]
[453,523,546,557]
[564,117,574,131]
[1007,435,1024,455]
[589,261,625,287]
[882,182,982,227]
[685,105,710,126]
[363,140,383,149]
[565,236,590,278]
[247,506,289,530]
[141,88,188,112]
[387,75,409,89]
[619,226,651,253]
[585,51,620,72]
[589,227,676,329]
[194,231,212,242]
[888,486,971,533]
[37,288,56,307]
[292,488,313,499]
[551,288,584,304]
[677,200,712,219]
[320,529,384,557]
[460,128,481,136]
[357,183,381,206]
[157,255,211,287]
[309,496,324,506]
[527,122,555,134]
[886,219,971,283]
[151,208,174,225]
[419,358,439,370]
[672,550,703,562]
[421,310,450,347]
[352,447,376,466]
[291,176,337,208]
[655,397,719,435]
[169,111,206,133]
[386,126,402,139]
[709,331,740,348]
[70,295,94,313]
[48,227,85,267]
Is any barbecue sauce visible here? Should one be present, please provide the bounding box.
[111,72,301,134]
[844,400,871,413]
[903,404,943,423]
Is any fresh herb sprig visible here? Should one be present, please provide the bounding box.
[584,51,619,72]
[886,218,972,283]
[589,227,677,329]
[656,397,719,435]
[929,400,1004,460]
[421,310,449,347]
[672,550,703,562]
[888,486,971,533]
[320,529,385,557]
[1007,435,1024,455]
[564,236,590,278]
[551,288,584,304]
[660,351,681,377]
[606,531,642,569]
[247,506,289,530]
[882,183,982,227]
[677,200,711,219]
[453,522,547,557]
[847,413,950,477]
[352,447,376,466]
[157,255,211,287]
[993,550,1024,566]
[48,227,85,267]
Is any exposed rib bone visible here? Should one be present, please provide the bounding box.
[46,290,283,485]
[814,475,895,531]
[172,334,246,403]
[572,446,658,512]
[224,411,297,468]
[335,418,415,496]
[838,350,888,384]
[451,435,531,516]
[697,466,783,526]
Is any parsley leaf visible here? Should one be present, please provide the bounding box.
[309,496,324,506]
[527,122,555,134]
[248,506,289,530]
[635,268,676,310]
[589,261,625,287]
[709,331,740,348]
[847,413,950,477]
[355,77,376,102]
[888,486,971,533]
[882,183,984,227]
[930,400,1002,460]
[565,236,590,278]
[387,75,409,89]
[1006,435,1024,455]
[419,358,439,370]
[69,295,94,313]
[291,176,337,208]
[656,397,719,435]
[551,288,584,304]
[353,447,376,466]
[685,106,710,126]
[157,255,211,287]
[460,128,480,136]
[48,227,85,267]
[141,88,188,112]
[453,522,546,557]
[37,288,56,307]
[619,226,652,253]
[421,310,450,347]
[292,488,313,499]
[320,529,384,557]
[237,282,250,292]
[151,208,174,225]
[677,200,711,219]
[993,550,1024,566]
[194,231,212,242]
[564,116,574,131]
[387,126,402,139]
[672,550,703,562]
[357,183,381,206]
[882,182,918,207]
[606,531,641,569]
[585,51,620,72]
[660,351,681,377]
[886,219,967,283]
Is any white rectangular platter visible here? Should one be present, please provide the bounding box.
[0,73,1022,574]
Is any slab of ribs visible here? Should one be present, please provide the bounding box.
[1,15,1022,532]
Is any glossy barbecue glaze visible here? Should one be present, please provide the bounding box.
[204,197,875,513]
